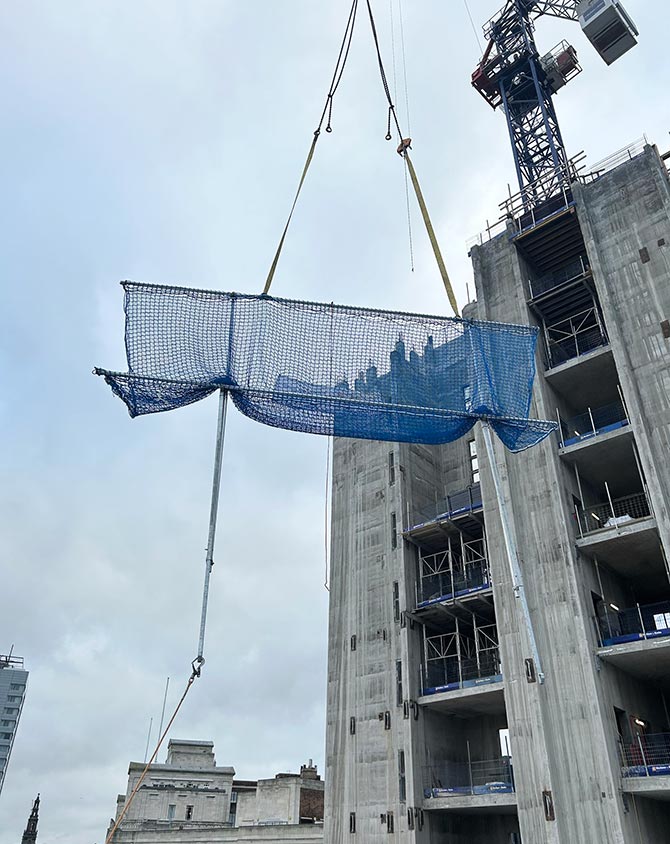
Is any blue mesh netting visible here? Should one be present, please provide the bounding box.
[94,282,557,452]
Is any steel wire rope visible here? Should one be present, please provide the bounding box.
[363,0,460,316]
[389,0,415,272]
[463,0,484,53]
[262,0,360,295]
[104,672,197,844]
[396,0,416,271]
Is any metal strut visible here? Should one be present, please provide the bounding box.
[481,422,545,684]
[195,388,229,672]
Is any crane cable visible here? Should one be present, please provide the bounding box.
[105,671,197,844]
[262,0,359,295]
[364,0,460,317]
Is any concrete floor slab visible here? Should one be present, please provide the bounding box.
[423,793,518,814]
[622,776,670,801]
[418,682,506,717]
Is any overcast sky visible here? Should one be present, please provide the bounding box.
[0,1,667,841]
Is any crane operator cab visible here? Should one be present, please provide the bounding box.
[578,0,638,65]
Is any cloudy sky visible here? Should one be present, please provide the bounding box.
[0,1,666,841]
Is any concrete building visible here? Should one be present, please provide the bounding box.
[0,651,28,797]
[324,141,670,842]
[107,740,323,843]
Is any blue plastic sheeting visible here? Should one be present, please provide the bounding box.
[95,282,557,452]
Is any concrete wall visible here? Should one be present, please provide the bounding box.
[575,146,670,562]
[324,145,670,844]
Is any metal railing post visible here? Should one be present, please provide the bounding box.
[605,482,618,532]
[637,603,647,640]
[587,406,596,437]
[637,734,649,774]
[467,741,474,795]
[574,503,584,538]
[456,619,463,688]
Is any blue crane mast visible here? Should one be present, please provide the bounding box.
[472,0,638,212]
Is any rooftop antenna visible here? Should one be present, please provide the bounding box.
[158,677,170,744]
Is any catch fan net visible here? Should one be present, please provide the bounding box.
[95,282,556,452]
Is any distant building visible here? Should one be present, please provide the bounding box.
[107,740,323,843]
[0,651,28,796]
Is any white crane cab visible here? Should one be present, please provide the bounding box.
[578,0,639,65]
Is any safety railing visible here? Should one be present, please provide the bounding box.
[528,255,590,300]
[406,484,482,531]
[620,733,670,778]
[557,399,628,448]
[598,601,670,647]
[580,137,648,185]
[544,306,608,367]
[424,756,514,798]
[468,140,646,248]
[575,492,651,537]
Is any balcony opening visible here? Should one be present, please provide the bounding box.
[416,527,489,609]
[421,605,501,696]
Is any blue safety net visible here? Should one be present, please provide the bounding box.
[95,282,557,452]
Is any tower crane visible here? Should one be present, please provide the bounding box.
[472,0,638,211]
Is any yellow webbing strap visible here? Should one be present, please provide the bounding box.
[262,132,320,296]
[403,151,460,317]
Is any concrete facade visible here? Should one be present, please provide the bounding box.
[324,144,670,843]
[108,743,323,844]
[0,652,28,796]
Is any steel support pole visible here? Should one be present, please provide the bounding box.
[197,389,229,664]
[481,422,545,683]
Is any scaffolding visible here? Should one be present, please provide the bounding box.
[416,533,489,608]
[422,616,501,695]
[543,304,608,367]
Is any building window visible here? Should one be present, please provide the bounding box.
[398,751,406,802]
[349,812,356,833]
[396,661,403,706]
[387,811,394,833]
[1,733,11,740]
[350,634,357,651]
[185,805,194,821]
[167,804,176,820]
[393,582,400,623]
[389,451,396,486]
[349,716,356,735]
[407,808,415,829]
[3,709,17,715]
[469,439,479,485]
[391,512,398,550]
[10,684,24,691]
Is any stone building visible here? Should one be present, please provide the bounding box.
[107,740,323,843]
